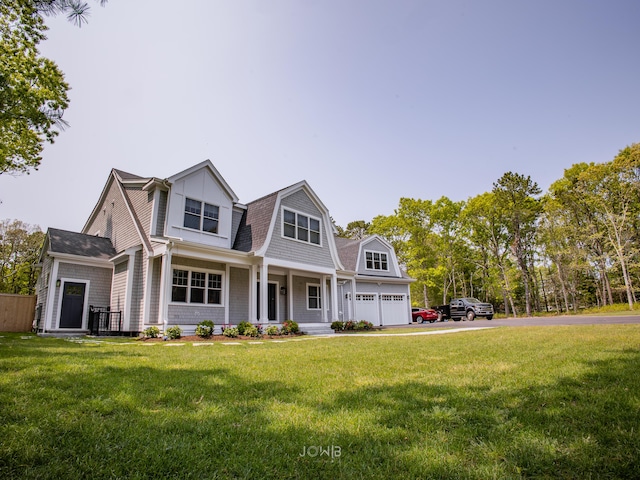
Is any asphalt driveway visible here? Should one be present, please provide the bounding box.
[398,313,640,329]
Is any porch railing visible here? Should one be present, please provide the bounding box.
[88,306,122,336]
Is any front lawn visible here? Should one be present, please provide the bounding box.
[1,326,639,479]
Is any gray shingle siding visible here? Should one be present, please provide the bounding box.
[357,237,400,278]
[172,257,225,272]
[156,190,168,236]
[126,187,153,238]
[168,305,224,325]
[148,257,162,324]
[229,267,249,323]
[53,262,112,329]
[265,191,335,268]
[355,281,409,296]
[129,250,145,332]
[111,260,128,314]
[83,178,142,253]
[291,275,323,323]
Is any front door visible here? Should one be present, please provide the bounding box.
[59,282,86,329]
[257,282,278,321]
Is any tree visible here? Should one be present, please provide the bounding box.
[492,172,542,317]
[0,219,44,294]
[0,0,106,175]
[339,220,371,240]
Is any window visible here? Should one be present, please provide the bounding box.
[307,284,321,310]
[283,209,321,245]
[171,269,223,305]
[365,251,389,271]
[184,198,219,234]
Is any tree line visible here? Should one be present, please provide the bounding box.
[338,142,640,316]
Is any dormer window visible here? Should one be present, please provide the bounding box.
[184,198,219,234]
[365,251,388,271]
[283,208,321,245]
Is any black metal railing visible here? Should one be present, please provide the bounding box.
[88,306,122,336]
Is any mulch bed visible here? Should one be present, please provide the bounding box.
[138,334,306,343]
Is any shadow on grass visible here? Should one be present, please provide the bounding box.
[1,338,639,479]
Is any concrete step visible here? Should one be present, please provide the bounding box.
[299,324,335,336]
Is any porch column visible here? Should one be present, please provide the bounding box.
[158,245,173,330]
[330,274,339,322]
[322,275,329,322]
[259,262,269,323]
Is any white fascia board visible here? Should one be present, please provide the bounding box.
[53,252,114,269]
[355,275,416,284]
[110,246,143,264]
[170,240,252,265]
[263,257,337,276]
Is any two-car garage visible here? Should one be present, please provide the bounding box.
[354,292,409,326]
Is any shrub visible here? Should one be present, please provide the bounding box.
[143,326,160,338]
[356,320,374,331]
[344,320,356,331]
[331,321,345,331]
[237,321,252,336]
[165,325,182,339]
[223,327,239,338]
[195,320,215,338]
[243,325,260,337]
[265,325,280,336]
[280,320,299,335]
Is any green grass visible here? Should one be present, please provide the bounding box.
[1,327,640,479]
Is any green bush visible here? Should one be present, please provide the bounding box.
[281,320,299,335]
[356,320,374,331]
[265,325,280,336]
[165,325,182,340]
[222,327,239,338]
[243,325,260,337]
[237,321,252,336]
[143,326,160,338]
[344,320,356,331]
[331,321,345,331]
[195,320,215,338]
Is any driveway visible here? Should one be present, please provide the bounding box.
[398,314,640,329]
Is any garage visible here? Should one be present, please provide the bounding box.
[380,294,409,325]
[354,293,380,326]
[354,293,409,326]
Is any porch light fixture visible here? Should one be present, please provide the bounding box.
[56,279,61,288]
[280,287,287,295]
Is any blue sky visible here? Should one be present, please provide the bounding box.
[1,0,639,232]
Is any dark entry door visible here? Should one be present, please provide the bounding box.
[59,282,86,328]
[257,282,277,321]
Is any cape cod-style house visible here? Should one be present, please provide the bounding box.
[34,161,413,335]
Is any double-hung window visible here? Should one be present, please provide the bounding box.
[365,251,389,271]
[171,269,223,305]
[307,284,321,310]
[283,209,321,245]
[184,198,219,234]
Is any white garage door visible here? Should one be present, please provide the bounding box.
[380,294,408,325]
[355,294,380,326]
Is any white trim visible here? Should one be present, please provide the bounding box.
[52,252,113,269]
[225,264,231,325]
[123,253,135,331]
[363,249,390,272]
[43,258,60,332]
[263,257,337,276]
[169,267,226,307]
[55,278,91,330]
[306,282,322,311]
[280,206,323,247]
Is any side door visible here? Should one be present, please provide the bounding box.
[59,282,86,329]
